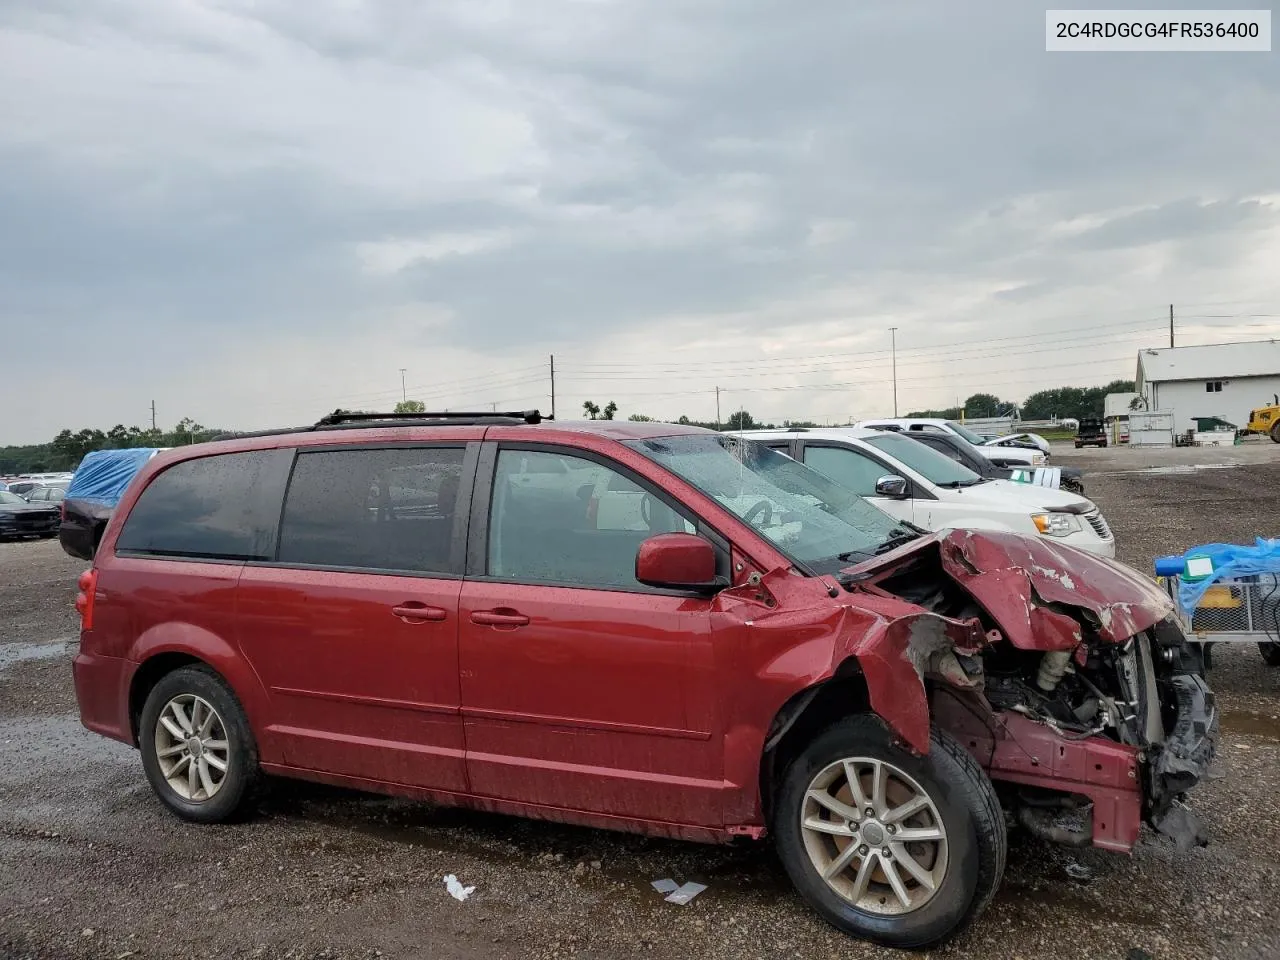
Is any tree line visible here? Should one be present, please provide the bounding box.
[1,379,1140,474]
[907,381,1136,422]
[0,419,225,474]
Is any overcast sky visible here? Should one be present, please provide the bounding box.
[3,0,1279,443]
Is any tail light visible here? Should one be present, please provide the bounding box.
[75,569,98,631]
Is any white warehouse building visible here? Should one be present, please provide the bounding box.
[1136,340,1280,434]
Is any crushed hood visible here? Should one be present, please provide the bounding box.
[847,528,1173,651]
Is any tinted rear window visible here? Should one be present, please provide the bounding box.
[115,450,290,560]
[277,446,467,576]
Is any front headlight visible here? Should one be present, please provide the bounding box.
[1032,512,1081,537]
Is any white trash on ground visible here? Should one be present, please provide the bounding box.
[443,874,475,901]
[651,878,707,905]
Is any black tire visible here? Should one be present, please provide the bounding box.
[1259,642,1280,666]
[1270,423,1280,444]
[139,665,260,823]
[773,715,1006,949]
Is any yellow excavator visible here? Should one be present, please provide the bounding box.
[1245,395,1280,442]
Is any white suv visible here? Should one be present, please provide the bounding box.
[858,418,1048,468]
[732,427,1114,557]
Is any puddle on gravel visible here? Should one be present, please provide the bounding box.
[1220,709,1280,741]
[1111,463,1240,476]
[0,641,71,671]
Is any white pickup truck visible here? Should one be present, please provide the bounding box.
[857,418,1048,469]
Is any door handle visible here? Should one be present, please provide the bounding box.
[391,603,448,623]
[470,609,530,628]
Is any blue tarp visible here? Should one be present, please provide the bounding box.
[1168,538,1280,613]
[66,448,164,507]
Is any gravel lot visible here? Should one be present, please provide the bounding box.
[3,442,1280,960]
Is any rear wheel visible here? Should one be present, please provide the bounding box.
[773,716,1006,949]
[1270,423,1280,444]
[139,665,260,823]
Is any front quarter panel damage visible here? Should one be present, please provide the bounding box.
[713,565,987,794]
[936,529,1174,647]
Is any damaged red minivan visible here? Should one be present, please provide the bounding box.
[71,412,1217,948]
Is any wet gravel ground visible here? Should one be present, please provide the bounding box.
[3,443,1280,960]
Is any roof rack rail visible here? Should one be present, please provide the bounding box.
[315,409,549,427]
[208,409,551,442]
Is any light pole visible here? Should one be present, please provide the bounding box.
[399,368,407,403]
[889,327,898,416]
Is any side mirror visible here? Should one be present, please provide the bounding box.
[874,475,909,498]
[635,533,721,591]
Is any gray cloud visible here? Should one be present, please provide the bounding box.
[3,0,1280,440]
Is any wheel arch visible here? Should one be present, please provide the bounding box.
[125,624,271,752]
[129,652,204,744]
[759,659,872,826]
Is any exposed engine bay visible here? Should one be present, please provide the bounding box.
[845,529,1219,853]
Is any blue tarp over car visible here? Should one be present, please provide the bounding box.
[61,448,166,560]
[67,448,163,507]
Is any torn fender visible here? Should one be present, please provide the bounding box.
[717,567,986,755]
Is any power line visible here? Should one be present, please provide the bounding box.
[555,328,1165,382]
[562,315,1170,372]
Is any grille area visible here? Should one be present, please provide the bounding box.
[1085,510,1112,540]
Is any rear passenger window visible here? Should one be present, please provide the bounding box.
[116,450,288,560]
[277,447,465,575]
[803,445,888,497]
[487,449,695,589]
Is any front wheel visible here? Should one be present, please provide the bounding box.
[1270,423,1280,444]
[773,716,1006,949]
[139,665,260,823]
[1259,642,1280,666]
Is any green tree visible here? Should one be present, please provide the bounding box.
[582,400,601,419]
[601,401,617,420]
[726,410,757,430]
[963,393,1003,418]
[627,414,653,422]
[394,400,426,414]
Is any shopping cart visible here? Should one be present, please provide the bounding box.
[1157,572,1280,666]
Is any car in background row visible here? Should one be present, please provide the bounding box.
[856,418,1048,469]
[982,432,1051,456]
[69,410,1212,948]
[732,427,1113,557]
[893,430,1084,495]
[1075,417,1108,448]
[0,490,61,540]
[24,484,68,505]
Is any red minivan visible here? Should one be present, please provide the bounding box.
[71,411,1217,948]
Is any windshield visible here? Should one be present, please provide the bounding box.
[626,434,904,572]
[865,434,983,486]
[946,421,989,445]
[0,491,26,505]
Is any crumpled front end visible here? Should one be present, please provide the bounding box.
[843,529,1219,853]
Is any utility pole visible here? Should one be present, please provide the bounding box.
[549,355,556,419]
[889,327,899,416]
[399,368,407,403]
[150,400,156,432]
[1169,304,1174,348]
[715,386,721,430]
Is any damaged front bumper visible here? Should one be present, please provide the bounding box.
[842,529,1220,854]
[933,661,1218,853]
